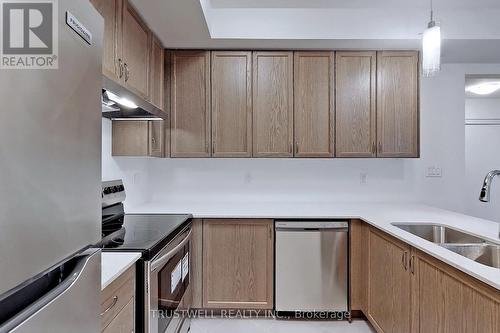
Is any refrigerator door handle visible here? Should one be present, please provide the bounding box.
[0,249,100,333]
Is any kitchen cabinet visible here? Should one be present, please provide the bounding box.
[356,222,499,333]
[90,0,123,82]
[293,52,334,157]
[335,51,377,157]
[122,1,150,99]
[101,266,135,332]
[149,35,164,109]
[211,51,252,157]
[112,120,164,157]
[350,219,369,313]
[252,52,294,157]
[202,219,274,309]
[377,51,419,157]
[410,249,499,333]
[170,51,211,157]
[367,227,411,333]
[191,219,204,308]
[90,0,151,99]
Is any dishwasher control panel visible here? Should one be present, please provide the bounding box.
[275,220,348,230]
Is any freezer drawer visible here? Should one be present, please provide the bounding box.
[275,221,348,313]
[0,249,101,333]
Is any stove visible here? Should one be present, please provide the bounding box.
[100,180,192,333]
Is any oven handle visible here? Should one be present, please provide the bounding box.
[151,228,192,272]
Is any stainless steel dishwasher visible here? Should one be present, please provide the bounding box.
[275,220,349,315]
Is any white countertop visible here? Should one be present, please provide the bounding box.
[101,252,141,290]
[127,201,500,290]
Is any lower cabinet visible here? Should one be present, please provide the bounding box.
[411,249,499,333]
[202,219,274,309]
[101,266,135,332]
[367,228,411,333]
[112,120,164,157]
[364,225,500,333]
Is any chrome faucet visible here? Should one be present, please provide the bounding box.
[479,170,500,202]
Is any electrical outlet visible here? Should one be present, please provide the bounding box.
[426,166,442,178]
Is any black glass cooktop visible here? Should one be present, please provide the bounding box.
[100,214,192,260]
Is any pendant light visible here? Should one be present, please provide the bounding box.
[422,0,441,77]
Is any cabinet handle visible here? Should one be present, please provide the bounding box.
[378,142,382,153]
[118,59,124,79]
[372,142,376,154]
[289,143,293,154]
[402,251,408,271]
[212,142,215,155]
[100,296,118,316]
[124,63,130,82]
[409,255,415,274]
[269,227,272,240]
[295,143,299,155]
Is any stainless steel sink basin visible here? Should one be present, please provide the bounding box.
[392,223,500,269]
[441,244,500,269]
[392,223,486,244]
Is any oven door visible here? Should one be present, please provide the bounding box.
[146,225,191,333]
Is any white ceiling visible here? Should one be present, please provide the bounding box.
[129,0,500,63]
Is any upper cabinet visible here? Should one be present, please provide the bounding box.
[293,52,334,157]
[211,51,252,157]
[335,51,377,157]
[90,0,123,81]
[170,51,211,158]
[157,49,420,159]
[91,0,152,100]
[377,51,419,157]
[149,35,164,109]
[252,52,294,157]
[121,1,150,99]
[112,120,164,157]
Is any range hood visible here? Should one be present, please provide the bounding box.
[101,76,167,120]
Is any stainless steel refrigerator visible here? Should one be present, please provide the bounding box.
[0,0,103,332]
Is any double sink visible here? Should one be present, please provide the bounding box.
[392,223,500,269]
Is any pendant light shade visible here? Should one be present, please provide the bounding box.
[422,22,441,77]
[422,0,441,77]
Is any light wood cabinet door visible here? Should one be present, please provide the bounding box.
[102,298,134,333]
[293,52,334,157]
[112,120,163,157]
[170,51,211,157]
[90,0,123,81]
[148,120,164,157]
[377,51,419,157]
[149,35,164,109]
[211,51,252,157]
[122,1,150,98]
[252,52,294,157]
[335,51,376,157]
[203,219,274,309]
[112,120,149,156]
[411,249,499,333]
[368,228,411,333]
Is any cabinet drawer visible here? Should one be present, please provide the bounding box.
[101,266,135,330]
[102,297,135,333]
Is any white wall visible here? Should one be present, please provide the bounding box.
[101,119,151,207]
[465,98,500,222]
[102,64,500,219]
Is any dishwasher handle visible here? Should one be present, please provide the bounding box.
[275,221,348,231]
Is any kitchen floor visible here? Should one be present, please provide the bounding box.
[190,319,376,333]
